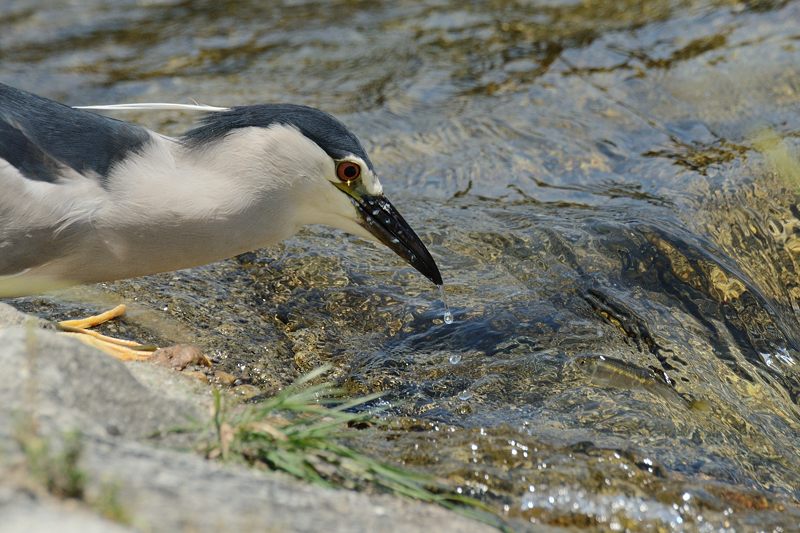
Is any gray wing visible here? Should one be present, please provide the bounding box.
[0,83,151,277]
[0,83,150,185]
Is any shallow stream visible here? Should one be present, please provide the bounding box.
[3,0,800,529]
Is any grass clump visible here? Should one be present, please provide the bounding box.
[205,365,508,531]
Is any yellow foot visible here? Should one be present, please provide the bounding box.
[58,304,127,329]
[56,304,157,361]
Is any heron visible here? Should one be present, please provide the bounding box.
[0,82,443,358]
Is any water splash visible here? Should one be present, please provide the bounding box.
[438,285,454,324]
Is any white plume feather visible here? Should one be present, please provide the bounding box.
[75,103,230,112]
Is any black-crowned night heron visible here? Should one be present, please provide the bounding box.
[0,82,443,358]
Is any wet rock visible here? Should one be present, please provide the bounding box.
[150,344,211,370]
[182,370,209,383]
[230,383,261,399]
[0,302,49,329]
[213,370,238,386]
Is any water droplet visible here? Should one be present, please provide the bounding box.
[438,285,453,324]
[458,390,473,401]
[449,353,462,364]
[443,310,453,324]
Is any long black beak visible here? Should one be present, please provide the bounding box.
[352,194,442,286]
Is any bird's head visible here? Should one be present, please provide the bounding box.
[183,104,442,286]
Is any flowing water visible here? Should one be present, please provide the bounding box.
[3,0,800,529]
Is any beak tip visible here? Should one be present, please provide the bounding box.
[411,249,443,286]
[428,269,443,287]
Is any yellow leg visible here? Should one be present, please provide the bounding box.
[59,304,127,329]
[57,304,157,361]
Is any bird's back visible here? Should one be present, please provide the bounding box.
[0,83,151,184]
[0,83,152,280]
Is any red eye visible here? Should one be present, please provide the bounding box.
[336,161,361,182]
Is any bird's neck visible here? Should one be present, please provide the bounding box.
[91,132,301,278]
